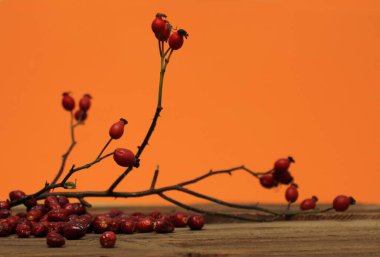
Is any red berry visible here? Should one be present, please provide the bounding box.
[63,203,86,215]
[155,219,174,233]
[16,223,31,238]
[0,209,10,219]
[137,217,155,233]
[62,92,75,111]
[45,196,61,210]
[100,231,116,248]
[300,196,318,211]
[171,211,188,227]
[92,218,110,234]
[273,170,294,185]
[63,221,86,240]
[0,201,10,209]
[57,195,69,207]
[79,94,92,111]
[48,209,69,222]
[168,29,189,50]
[152,13,166,35]
[27,209,44,222]
[259,174,278,189]
[120,219,136,234]
[109,118,128,139]
[74,110,87,122]
[46,231,65,247]
[149,210,162,219]
[156,22,171,41]
[32,222,47,237]
[333,195,355,212]
[285,184,299,203]
[113,148,135,167]
[187,215,205,230]
[0,221,11,237]
[274,157,294,172]
[9,190,26,201]
[7,216,19,232]
[46,222,64,234]
[108,219,121,233]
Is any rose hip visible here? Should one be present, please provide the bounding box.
[109,118,128,139]
[113,148,135,167]
[285,184,299,203]
[75,110,87,122]
[57,195,69,207]
[9,190,26,201]
[63,221,86,240]
[32,222,47,237]
[0,201,10,209]
[100,231,116,248]
[151,13,167,37]
[120,219,136,234]
[300,196,318,211]
[0,221,11,237]
[0,209,10,219]
[48,209,69,222]
[27,209,44,222]
[274,157,294,172]
[45,196,61,210]
[171,211,188,227]
[333,195,356,212]
[47,231,65,247]
[62,92,75,111]
[155,219,174,233]
[168,29,188,50]
[16,223,31,238]
[259,174,278,189]
[187,215,205,230]
[137,217,155,233]
[63,203,86,215]
[92,218,110,234]
[79,94,92,111]
[273,170,294,185]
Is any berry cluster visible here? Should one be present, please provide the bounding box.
[0,191,204,248]
[62,93,92,122]
[258,157,355,212]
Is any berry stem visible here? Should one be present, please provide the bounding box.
[96,138,113,159]
[49,111,78,186]
[150,165,160,189]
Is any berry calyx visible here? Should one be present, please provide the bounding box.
[109,118,128,139]
[285,184,299,203]
[333,195,356,212]
[62,92,75,111]
[168,29,188,50]
[79,94,92,111]
[100,231,116,248]
[113,148,135,167]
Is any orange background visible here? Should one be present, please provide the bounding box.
[0,0,379,206]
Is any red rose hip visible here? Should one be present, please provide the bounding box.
[285,184,299,203]
[171,211,188,227]
[187,214,204,230]
[155,218,174,233]
[16,223,31,238]
[259,174,278,189]
[0,201,10,209]
[274,157,294,172]
[79,94,92,111]
[300,196,318,211]
[109,118,128,139]
[9,190,26,201]
[113,148,135,167]
[47,231,65,247]
[333,195,355,212]
[100,231,116,248]
[168,29,188,50]
[75,110,87,122]
[62,92,75,111]
[137,217,155,233]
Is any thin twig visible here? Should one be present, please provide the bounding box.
[96,138,113,159]
[150,166,160,189]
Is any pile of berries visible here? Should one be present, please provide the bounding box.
[0,191,204,248]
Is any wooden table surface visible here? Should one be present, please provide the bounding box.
[0,204,379,257]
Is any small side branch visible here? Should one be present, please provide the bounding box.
[150,166,160,189]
